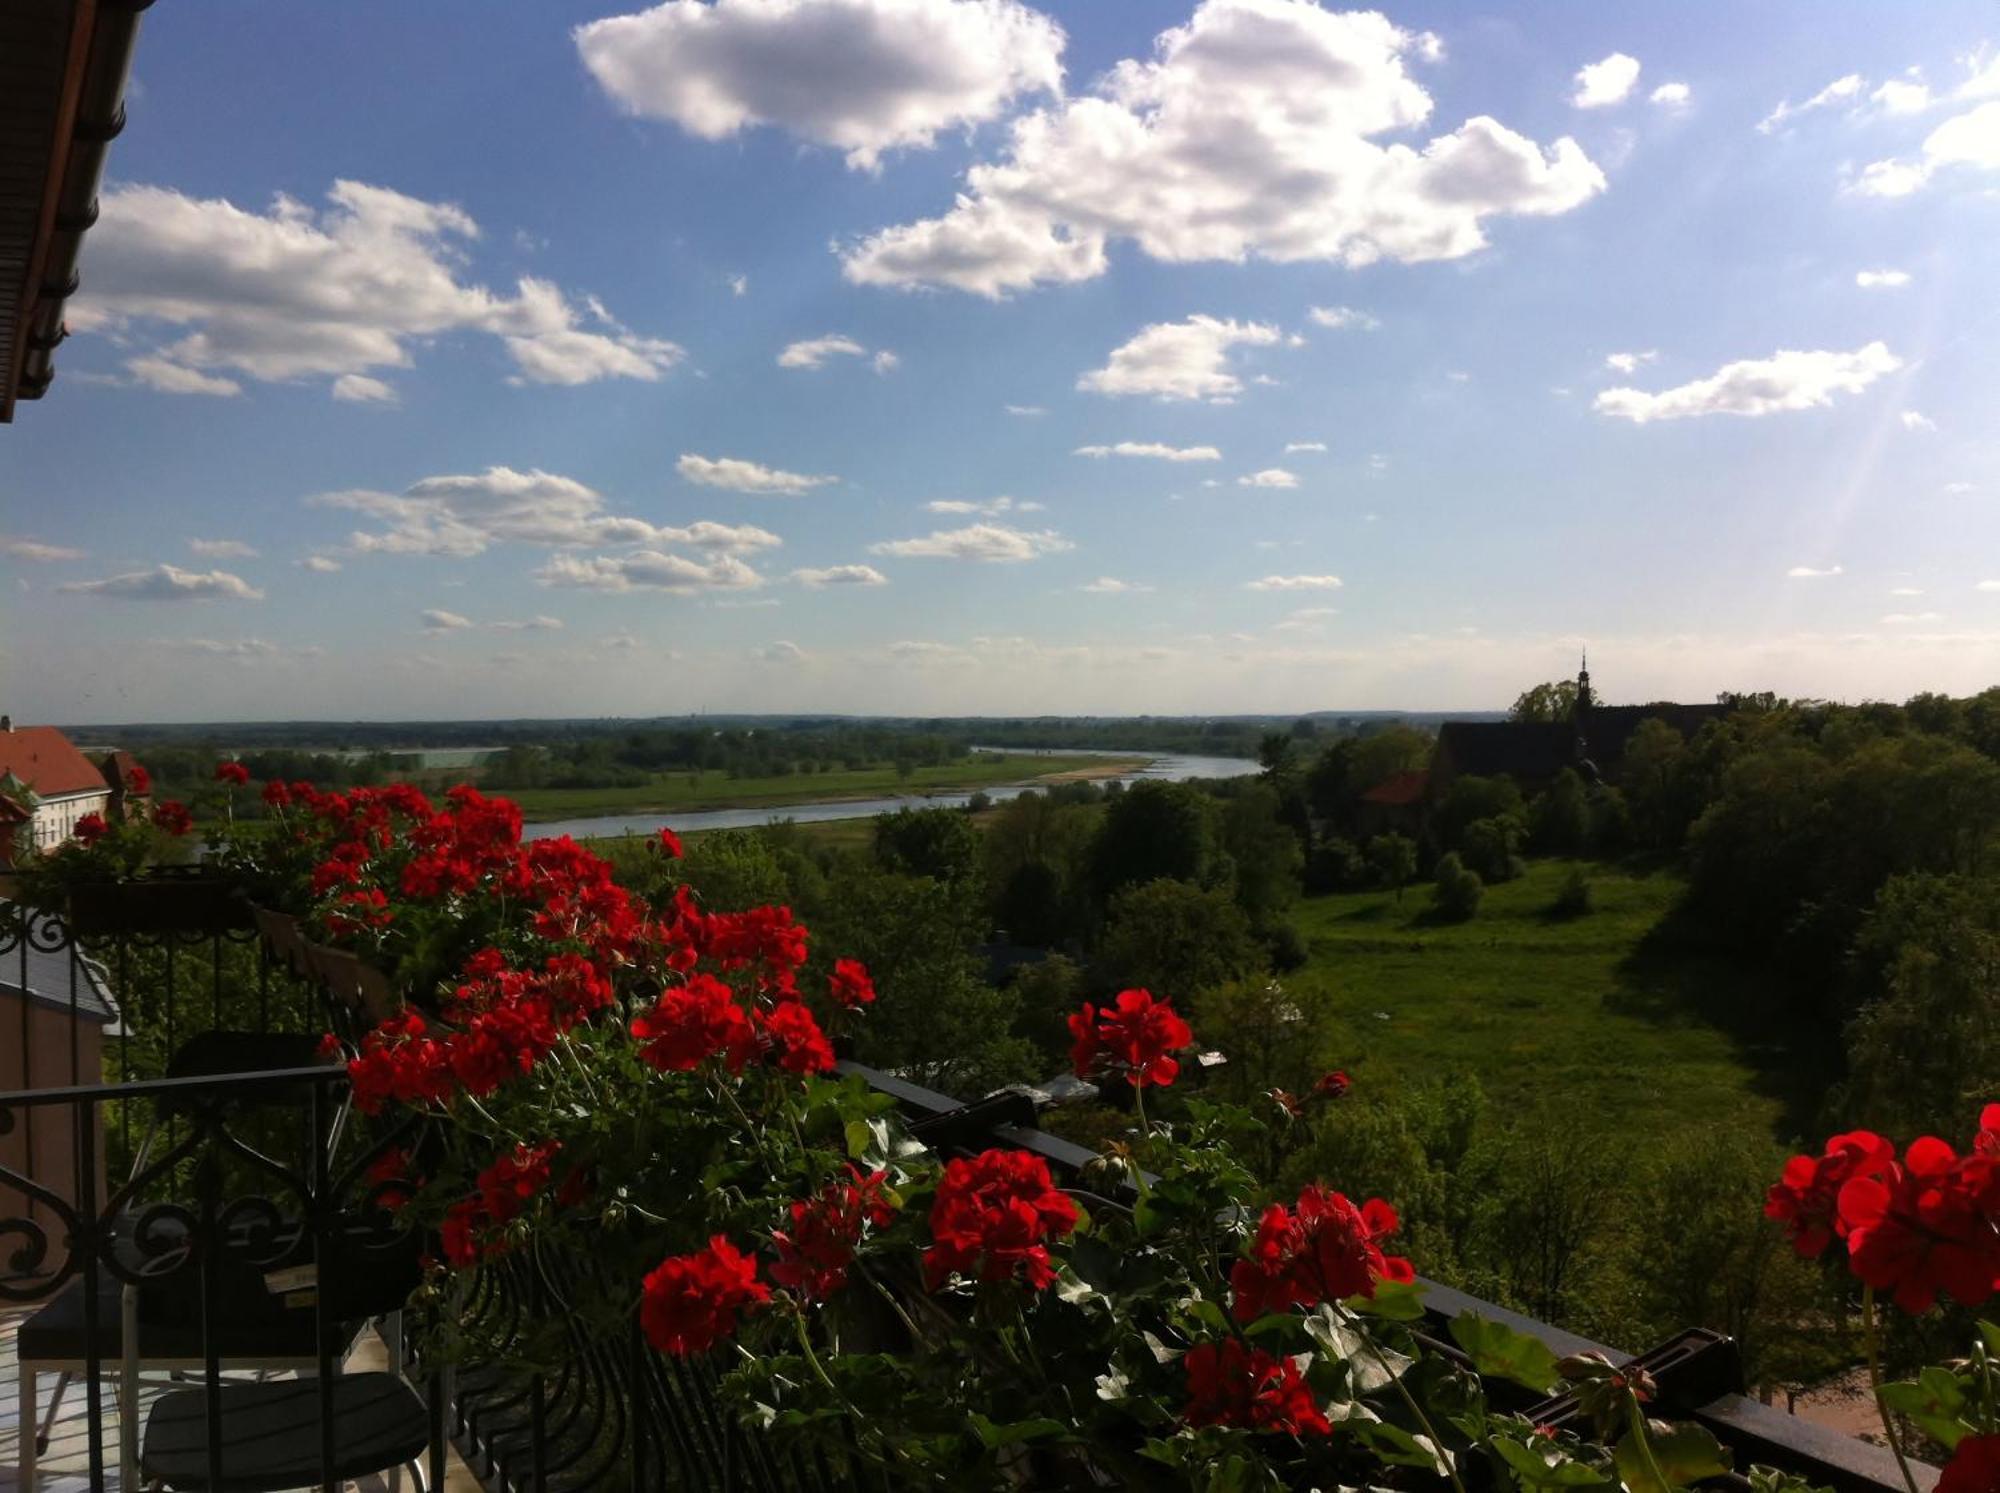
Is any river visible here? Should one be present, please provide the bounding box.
[522,749,1262,842]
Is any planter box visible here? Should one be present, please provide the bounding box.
[304,941,399,1025]
[65,875,251,938]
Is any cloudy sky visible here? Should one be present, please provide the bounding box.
[4,0,1997,722]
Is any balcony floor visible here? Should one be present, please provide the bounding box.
[1,1305,483,1492]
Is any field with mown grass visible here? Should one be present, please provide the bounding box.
[1285,858,1811,1150]
[498,753,1141,821]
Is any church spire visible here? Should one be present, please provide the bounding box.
[1576,648,1594,713]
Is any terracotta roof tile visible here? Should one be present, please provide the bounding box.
[0,726,112,798]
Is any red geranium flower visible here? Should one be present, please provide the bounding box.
[477,1140,560,1224]
[1230,1184,1413,1321]
[756,1000,836,1075]
[771,1167,895,1301]
[151,800,194,836]
[1313,1070,1351,1100]
[1182,1339,1331,1436]
[1765,1130,1897,1259]
[1836,1137,2000,1314]
[654,827,683,859]
[125,765,151,796]
[1940,1434,2000,1493]
[631,975,756,1073]
[1068,988,1193,1088]
[260,778,292,809]
[923,1148,1077,1291]
[72,813,109,847]
[640,1236,769,1355]
[215,761,251,786]
[829,958,876,1009]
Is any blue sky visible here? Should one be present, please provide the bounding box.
[3,0,1997,722]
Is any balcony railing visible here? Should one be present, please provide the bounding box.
[0,891,1937,1491]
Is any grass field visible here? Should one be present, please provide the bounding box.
[499,753,1141,821]
[1286,858,1813,1150]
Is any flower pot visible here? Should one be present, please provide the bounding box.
[305,941,399,1025]
[252,905,314,979]
[66,874,251,938]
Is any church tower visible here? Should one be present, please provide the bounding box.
[1576,649,1595,714]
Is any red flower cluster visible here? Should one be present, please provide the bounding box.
[1314,1070,1351,1100]
[923,1148,1078,1290]
[151,801,194,836]
[829,958,876,1009]
[125,765,151,796]
[1768,1110,2000,1314]
[1940,1434,2000,1493]
[641,1236,770,1355]
[654,827,683,859]
[1230,1185,1414,1321]
[1182,1339,1331,1437]
[439,1140,561,1268]
[771,1166,896,1301]
[1068,988,1194,1089]
[72,813,109,847]
[215,760,251,786]
[633,974,756,1073]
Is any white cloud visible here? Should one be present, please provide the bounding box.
[151,637,303,660]
[0,537,85,562]
[422,609,474,631]
[925,496,1041,516]
[125,356,241,397]
[1074,441,1220,462]
[1873,78,1932,116]
[1881,611,1945,625]
[534,550,768,593]
[792,564,888,587]
[315,465,783,556]
[1855,99,2000,196]
[1285,441,1328,454]
[753,640,808,664]
[728,274,749,297]
[1901,411,1937,432]
[1079,316,1280,402]
[1595,342,1900,423]
[1237,468,1299,489]
[1979,580,2000,593]
[1945,482,1978,495]
[298,555,343,572]
[870,524,1072,561]
[1604,349,1658,373]
[1308,305,1380,332]
[841,0,1603,296]
[1081,576,1153,593]
[1758,73,1865,133]
[332,373,398,404]
[489,615,566,631]
[1247,573,1341,591]
[872,350,900,374]
[575,0,1064,171]
[1271,605,1338,631]
[1786,565,1844,579]
[1649,82,1691,108]
[1572,53,1641,109]
[678,452,837,495]
[1856,268,1912,289]
[603,633,642,650]
[777,333,867,369]
[188,538,257,560]
[76,182,681,392]
[1888,587,1925,597]
[60,565,265,601]
[1004,403,1045,416]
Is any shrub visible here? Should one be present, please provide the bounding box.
[1262,920,1308,972]
[1303,836,1364,894]
[1459,815,1527,883]
[1431,852,1483,921]
[1551,866,1593,918]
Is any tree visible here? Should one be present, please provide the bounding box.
[1529,768,1592,855]
[1621,717,1691,849]
[1219,782,1303,929]
[1088,781,1222,906]
[874,806,982,886]
[1303,836,1364,895]
[1098,878,1265,1001]
[1257,732,1298,781]
[1510,679,1580,724]
[1431,852,1483,920]
[1364,833,1417,899]
[1436,774,1525,851]
[1465,1117,1621,1324]
[1304,739,1357,831]
[1457,817,1524,884]
[1349,725,1433,794]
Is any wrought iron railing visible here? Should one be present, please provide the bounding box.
[0,898,1938,1492]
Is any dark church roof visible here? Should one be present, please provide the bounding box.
[1577,703,1733,765]
[1435,720,1576,783]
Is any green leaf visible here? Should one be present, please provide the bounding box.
[1879,1374,1972,1452]
[1613,1421,1730,1492]
[1303,1306,1410,1393]
[1356,1420,1452,1476]
[1450,1313,1562,1394]
[1347,1277,1428,1322]
[843,1119,873,1160]
[1495,1437,1615,1488]
[968,1413,1067,1449]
